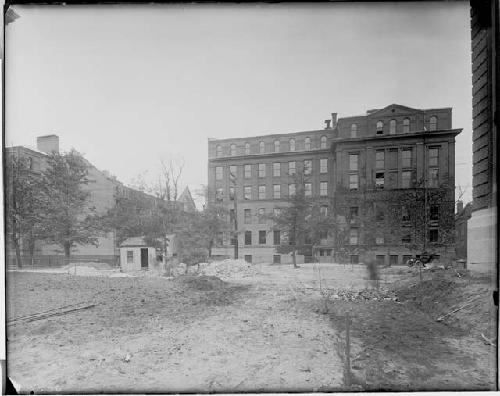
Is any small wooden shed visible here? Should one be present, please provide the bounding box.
[120,237,156,271]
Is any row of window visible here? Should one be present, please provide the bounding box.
[216,181,329,201]
[215,136,329,158]
[348,147,439,190]
[221,226,440,247]
[215,116,441,158]
[215,159,328,181]
[348,116,438,138]
[348,227,439,245]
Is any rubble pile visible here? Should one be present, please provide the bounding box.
[328,288,399,302]
[197,259,260,280]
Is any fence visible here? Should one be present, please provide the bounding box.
[7,255,120,269]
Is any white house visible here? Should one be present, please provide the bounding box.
[119,237,156,272]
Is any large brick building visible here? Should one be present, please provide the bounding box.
[467,0,498,274]
[208,104,461,265]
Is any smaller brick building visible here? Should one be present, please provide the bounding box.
[455,201,473,260]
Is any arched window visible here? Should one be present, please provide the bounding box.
[376,121,384,135]
[320,135,327,149]
[350,124,357,138]
[305,137,311,151]
[244,142,250,155]
[230,144,236,156]
[259,141,265,154]
[274,140,280,153]
[289,138,296,152]
[28,157,33,170]
[389,119,396,134]
[429,116,437,131]
[403,118,410,133]
[216,145,222,158]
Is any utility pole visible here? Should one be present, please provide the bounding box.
[230,170,238,259]
[423,134,427,252]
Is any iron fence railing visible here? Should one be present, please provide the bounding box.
[6,255,120,269]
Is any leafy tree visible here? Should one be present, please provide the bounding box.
[200,186,230,258]
[40,150,105,257]
[269,171,321,268]
[104,188,156,245]
[5,154,46,268]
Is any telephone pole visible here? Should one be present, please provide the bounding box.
[230,170,238,259]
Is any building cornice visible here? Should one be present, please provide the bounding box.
[331,128,462,147]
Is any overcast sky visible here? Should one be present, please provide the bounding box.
[5,3,473,205]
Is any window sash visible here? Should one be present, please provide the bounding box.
[320,182,328,196]
[304,160,312,175]
[402,149,412,167]
[349,174,359,190]
[259,231,267,244]
[258,163,266,178]
[215,166,223,180]
[258,185,266,199]
[273,184,281,199]
[244,165,251,178]
[320,159,328,173]
[244,187,251,200]
[305,183,312,197]
[376,151,385,169]
[349,154,358,171]
[288,161,296,175]
[305,138,311,150]
[244,209,252,224]
[273,163,280,177]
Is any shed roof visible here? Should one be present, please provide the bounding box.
[120,237,149,247]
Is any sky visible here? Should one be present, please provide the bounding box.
[5,2,473,206]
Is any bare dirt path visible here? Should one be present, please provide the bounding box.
[7,269,344,393]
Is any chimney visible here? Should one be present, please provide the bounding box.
[37,134,59,154]
[331,113,338,128]
[456,200,464,213]
[324,119,331,129]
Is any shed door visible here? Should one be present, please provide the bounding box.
[140,248,148,268]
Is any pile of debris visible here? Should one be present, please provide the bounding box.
[328,288,399,302]
[197,259,260,280]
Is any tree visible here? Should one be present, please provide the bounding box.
[269,171,317,268]
[104,188,155,246]
[5,154,46,268]
[40,150,105,258]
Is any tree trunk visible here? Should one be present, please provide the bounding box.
[64,241,71,264]
[29,233,35,268]
[292,249,298,269]
[14,241,22,269]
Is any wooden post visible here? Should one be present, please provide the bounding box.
[345,312,352,387]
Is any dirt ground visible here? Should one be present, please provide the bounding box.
[322,266,498,391]
[6,262,498,393]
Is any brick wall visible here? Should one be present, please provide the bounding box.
[470,0,496,211]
